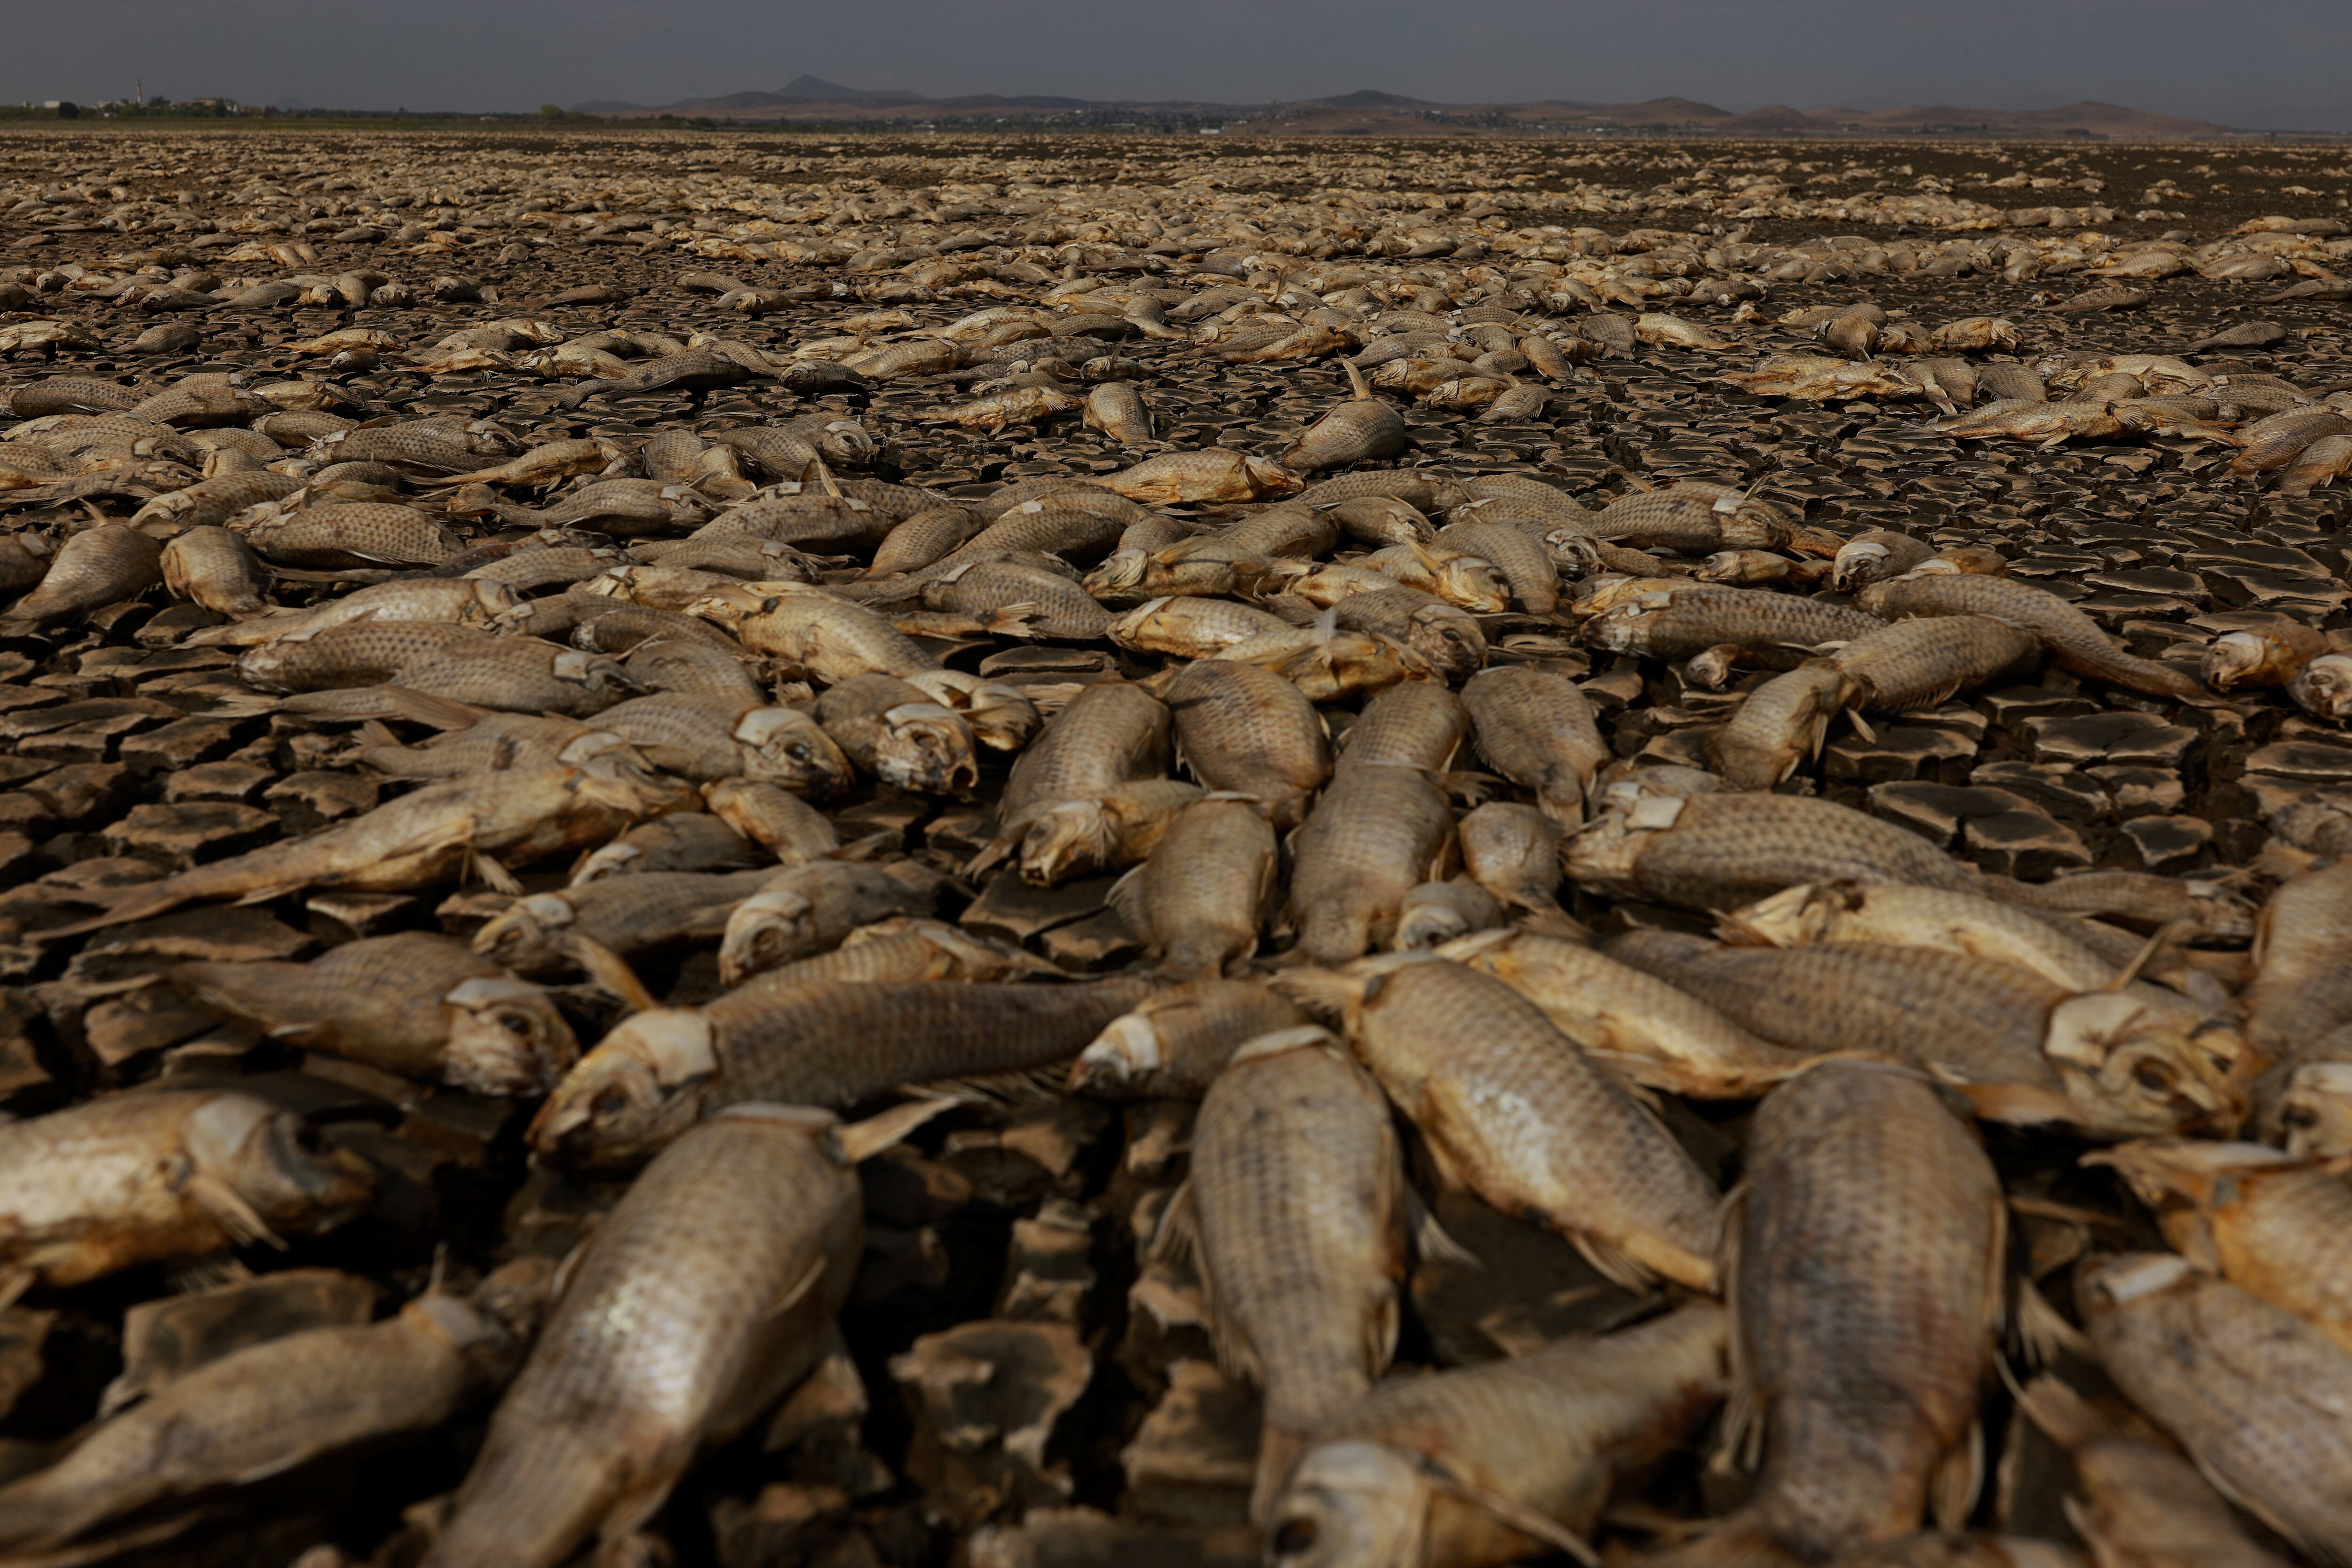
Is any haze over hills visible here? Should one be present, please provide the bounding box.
[571,78,2249,138]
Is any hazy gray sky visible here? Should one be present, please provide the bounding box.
[7,0,2347,130]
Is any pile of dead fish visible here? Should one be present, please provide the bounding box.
[1,127,2352,1568]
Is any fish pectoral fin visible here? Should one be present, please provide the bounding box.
[1147,1176,1200,1272]
[1930,1419,1985,1535]
[763,1255,829,1322]
[2012,1272,2091,1364]
[470,851,525,897]
[563,935,659,1015]
[1569,1230,1660,1292]
[184,1173,286,1251]
[838,1098,955,1164]
[1945,1077,2081,1127]
[1404,1186,1480,1269]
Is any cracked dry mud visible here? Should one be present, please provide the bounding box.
[0,127,2351,1568]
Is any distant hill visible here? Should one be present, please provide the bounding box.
[570,80,2250,138]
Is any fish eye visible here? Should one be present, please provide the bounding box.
[2133,1061,2174,1093]
[1271,1519,1319,1559]
[500,1012,534,1038]
[2282,1106,2318,1130]
[787,744,813,762]
[591,1085,634,1118]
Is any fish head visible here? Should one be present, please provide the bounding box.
[1068,1012,1162,1096]
[1266,1441,1430,1568]
[442,976,580,1097]
[184,1092,375,1234]
[908,672,1039,752]
[2290,653,2352,723]
[1402,605,1486,682]
[1832,540,1892,595]
[874,701,979,795]
[2045,993,2242,1138]
[1684,645,1742,691]
[719,886,818,985]
[2201,629,2284,692]
[1437,556,1509,615]
[551,648,641,708]
[1721,881,1857,947]
[2259,1059,2352,1159]
[462,577,521,624]
[1020,799,1116,887]
[736,707,857,797]
[813,420,875,465]
[472,891,574,972]
[527,1008,713,1168]
[1243,457,1303,499]
[1392,898,1475,951]
[1085,549,1151,596]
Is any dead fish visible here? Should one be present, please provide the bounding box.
[715,860,942,984]
[1584,585,1881,664]
[814,672,980,794]
[596,692,855,793]
[2091,1139,2352,1357]
[1102,450,1301,505]
[1723,354,1923,401]
[1288,764,1454,963]
[974,678,1170,872]
[1830,615,2043,711]
[1858,571,2210,705]
[1723,881,2122,995]
[50,751,694,933]
[530,977,1153,1167]
[703,777,841,865]
[1609,931,2233,1137]
[0,1090,372,1288]
[0,1284,524,1555]
[1069,979,1309,1098]
[2230,408,2352,477]
[1155,657,1331,830]
[2291,652,2352,724]
[245,502,459,570]
[177,931,576,1095]
[423,1105,866,1568]
[1568,786,1979,913]
[1109,796,1279,977]
[552,345,778,409]
[159,524,270,616]
[2078,1253,2352,1568]
[1084,380,1156,445]
[1016,777,1204,886]
[1301,955,1719,1290]
[192,576,515,649]
[1390,878,1504,949]
[1267,1302,1729,1568]
[1833,530,1935,595]
[1445,927,1812,1098]
[571,812,763,883]
[1179,1026,1406,1520]
[1651,1060,2002,1568]
[128,469,305,531]
[1282,363,1410,472]
[2011,1373,2288,1568]
[475,867,780,979]
[1710,664,1852,789]
[716,585,940,685]
[0,523,162,632]
[2280,433,2352,497]
[1454,802,1564,914]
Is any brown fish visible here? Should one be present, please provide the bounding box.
[1183,1026,1407,1519]
[177,931,576,1095]
[0,1090,373,1288]
[1653,1061,2002,1568]
[423,1105,864,1568]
